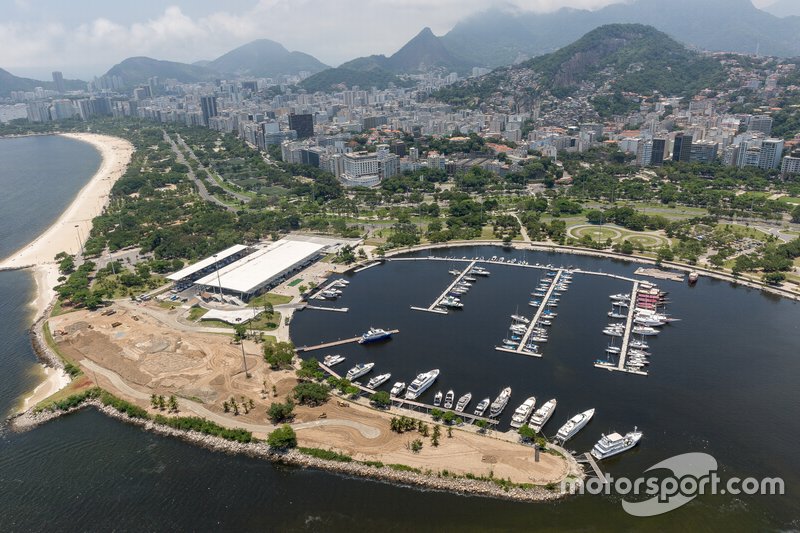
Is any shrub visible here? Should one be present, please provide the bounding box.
[268,424,297,450]
[298,447,352,462]
[154,414,253,443]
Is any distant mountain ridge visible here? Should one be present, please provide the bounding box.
[440,0,800,67]
[103,39,327,87]
[0,68,85,97]
[206,39,327,78]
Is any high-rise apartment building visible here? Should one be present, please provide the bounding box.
[200,96,218,126]
[288,113,314,139]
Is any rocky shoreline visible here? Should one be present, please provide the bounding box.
[8,400,573,503]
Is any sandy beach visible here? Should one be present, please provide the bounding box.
[0,132,134,410]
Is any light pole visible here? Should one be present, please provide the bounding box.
[214,254,223,303]
[74,225,84,256]
[240,341,250,378]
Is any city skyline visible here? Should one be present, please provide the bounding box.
[0,0,779,79]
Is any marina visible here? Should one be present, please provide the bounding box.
[496,269,565,357]
[318,362,499,426]
[411,260,477,313]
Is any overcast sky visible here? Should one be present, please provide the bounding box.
[0,0,777,80]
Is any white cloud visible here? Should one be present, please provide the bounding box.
[0,0,668,78]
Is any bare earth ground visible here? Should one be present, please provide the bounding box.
[49,305,569,485]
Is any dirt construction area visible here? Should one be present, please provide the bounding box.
[49,306,571,485]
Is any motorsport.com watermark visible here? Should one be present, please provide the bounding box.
[560,453,784,517]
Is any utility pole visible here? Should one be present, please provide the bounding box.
[240,341,250,378]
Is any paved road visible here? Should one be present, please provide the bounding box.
[174,133,251,204]
[163,131,234,212]
[81,358,381,438]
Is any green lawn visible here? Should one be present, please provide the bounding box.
[288,278,303,287]
[188,306,208,321]
[777,196,800,205]
[248,293,292,307]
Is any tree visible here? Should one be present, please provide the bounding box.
[431,424,441,447]
[441,411,456,425]
[410,438,423,453]
[293,382,330,406]
[233,324,247,342]
[168,395,179,413]
[267,425,297,450]
[263,300,274,318]
[370,390,391,408]
[150,394,159,409]
[430,408,444,421]
[264,341,295,369]
[763,271,786,285]
[297,358,324,381]
[586,209,606,225]
[518,424,536,442]
[268,399,295,423]
[475,419,489,433]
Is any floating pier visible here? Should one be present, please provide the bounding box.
[305,305,349,313]
[353,261,381,273]
[594,281,649,376]
[412,260,476,314]
[496,269,564,357]
[582,452,609,484]
[298,329,399,352]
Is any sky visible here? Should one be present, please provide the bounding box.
[0,0,778,80]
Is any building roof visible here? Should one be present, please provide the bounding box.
[166,244,248,281]
[194,239,326,294]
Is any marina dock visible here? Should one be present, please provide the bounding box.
[594,281,649,376]
[581,452,608,484]
[298,329,399,352]
[412,260,476,313]
[318,362,498,426]
[496,269,563,357]
[305,305,349,313]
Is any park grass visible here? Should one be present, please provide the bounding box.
[188,306,209,321]
[718,224,772,242]
[288,278,303,287]
[777,196,800,205]
[248,293,292,307]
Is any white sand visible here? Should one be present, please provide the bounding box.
[0,133,134,318]
[0,133,134,410]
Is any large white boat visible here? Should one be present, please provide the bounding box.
[556,408,595,442]
[632,326,659,336]
[510,396,537,429]
[591,428,643,460]
[474,397,490,416]
[346,362,375,381]
[455,393,472,412]
[404,369,440,400]
[489,387,512,417]
[358,328,393,344]
[390,382,406,396]
[529,399,557,432]
[443,390,455,409]
[440,296,464,309]
[366,373,391,389]
[323,354,345,367]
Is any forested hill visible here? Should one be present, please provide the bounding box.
[434,24,728,106]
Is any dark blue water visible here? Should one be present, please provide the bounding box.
[0,136,797,531]
[0,135,101,259]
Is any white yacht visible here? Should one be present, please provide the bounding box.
[404,369,440,400]
[358,328,393,344]
[455,393,472,412]
[440,296,464,309]
[390,382,406,396]
[591,428,643,460]
[529,399,557,432]
[510,396,537,429]
[474,397,491,416]
[632,326,659,336]
[323,354,345,367]
[555,408,595,442]
[346,362,375,381]
[511,314,530,324]
[367,373,391,389]
[433,391,443,406]
[443,390,455,409]
[489,387,512,417]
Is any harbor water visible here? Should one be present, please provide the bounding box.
[0,136,798,531]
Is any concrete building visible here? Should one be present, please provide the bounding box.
[759,138,784,170]
[200,96,218,126]
[781,156,800,176]
[193,238,329,300]
[747,115,774,136]
[288,113,314,139]
[337,147,399,187]
[672,133,693,163]
[51,71,65,93]
[690,141,719,164]
[166,244,250,290]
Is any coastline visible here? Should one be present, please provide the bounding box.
[9,401,573,503]
[0,132,134,410]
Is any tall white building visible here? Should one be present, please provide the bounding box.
[781,156,800,176]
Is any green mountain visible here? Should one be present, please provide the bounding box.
[0,68,85,96]
[441,0,800,67]
[104,57,219,86]
[206,39,328,78]
[299,67,408,92]
[435,24,726,106]
[301,27,466,92]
